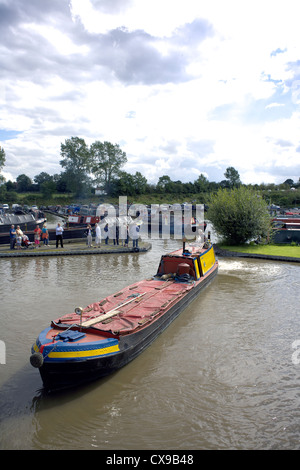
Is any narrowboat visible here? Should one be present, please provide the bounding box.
[271,217,300,244]
[0,212,45,233]
[30,242,218,391]
[272,222,300,244]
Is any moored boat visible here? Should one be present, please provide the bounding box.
[272,222,300,244]
[30,241,218,391]
[272,217,300,243]
[66,213,101,227]
[0,212,45,234]
[272,216,300,225]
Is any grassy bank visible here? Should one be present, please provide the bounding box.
[218,243,300,258]
[4,192,211,207]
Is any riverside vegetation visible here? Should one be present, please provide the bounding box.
[0,138,299,208]
[0,140,299,252]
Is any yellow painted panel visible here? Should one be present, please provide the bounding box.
[194,259,200,279]
[199,247,216,275]
[48,344,119,359]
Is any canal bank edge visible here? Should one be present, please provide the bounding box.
[0,242,152,258]
[214,244,300,263]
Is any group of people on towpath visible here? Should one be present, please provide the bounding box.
[9,223,50,250]
[85,222,140,248]
[9,222,67,249]
[9,221,140,250]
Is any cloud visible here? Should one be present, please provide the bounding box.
[275,139,293,148]
[89,0,134,14]
[0,0,300,187]
[265,103,285,109]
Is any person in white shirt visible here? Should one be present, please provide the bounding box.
[56,223,64,248]
[95,223,101,247]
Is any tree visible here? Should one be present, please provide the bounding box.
[60,137,91,195]
[0,146,6,184]
[194,174,209,192]
[283,178,294,188]
[224,166,241,188]
[16,174,32,192]
[131,171,148,194]
[112,171,148,196]
[156,175,172,192]
[90,141,127,194]
[207,186,270,245]
[112,171,135,196]
[34,172,54,190]
[219,179,230,189]
[6,180,17,191]
[52,172,69,193]
[40,180,57,198]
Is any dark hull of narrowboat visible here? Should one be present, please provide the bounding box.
[39,265,217,392]
[0,221,39,234]
[273,229,300,244]
[0,218,45,238]
[0,213,45,233]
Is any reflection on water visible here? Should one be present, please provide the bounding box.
[0,239,300,450]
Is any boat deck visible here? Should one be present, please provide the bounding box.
[52,277,195,337]
[52,245,217,337]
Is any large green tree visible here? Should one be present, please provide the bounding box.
[207,186,270,244]
[60,137,91,195]
[90,141,127,194]
[16,174,32,192]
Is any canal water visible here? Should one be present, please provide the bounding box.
[0,235,299,450]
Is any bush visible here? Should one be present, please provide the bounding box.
[207,187,270,245]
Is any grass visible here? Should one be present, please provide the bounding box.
[6,192,210,207]
[218,243,300,258]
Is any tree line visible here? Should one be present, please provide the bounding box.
[0,139,300,204]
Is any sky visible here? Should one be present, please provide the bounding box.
[1,0,300,186]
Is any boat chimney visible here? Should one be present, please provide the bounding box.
[177,263,190,276]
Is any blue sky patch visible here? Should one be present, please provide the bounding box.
[0,129,22,141]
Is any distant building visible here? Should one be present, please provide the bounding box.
[95,187,107,196]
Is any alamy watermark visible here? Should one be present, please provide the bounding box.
[0,340,5,365]
[96,196,205,242]
[291,340,300,365]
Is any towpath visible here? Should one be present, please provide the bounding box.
[0,240,151,258]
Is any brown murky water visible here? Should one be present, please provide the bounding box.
[0,236,300,450]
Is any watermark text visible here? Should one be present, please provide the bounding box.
[96,196,205,242]
[0,340,6,365]
[292,340,300,365]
